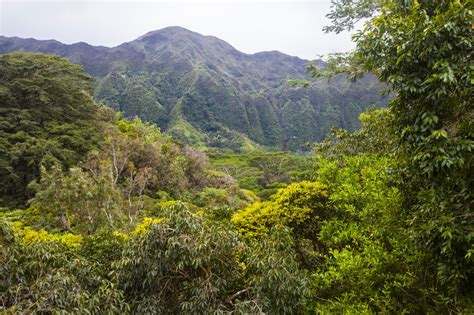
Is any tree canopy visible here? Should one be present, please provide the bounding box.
[0,53,105,206]
[316,0,474,308]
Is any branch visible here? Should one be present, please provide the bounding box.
[225,288,251,305]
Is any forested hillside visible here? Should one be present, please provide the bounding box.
[0,0,472,313]
[0,27,386,150]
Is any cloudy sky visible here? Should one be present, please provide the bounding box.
[0,0,356,59]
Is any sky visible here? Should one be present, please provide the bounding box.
[0,0,356,60]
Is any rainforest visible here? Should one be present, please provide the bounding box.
[0,0,472,313]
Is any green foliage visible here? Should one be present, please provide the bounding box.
[313,155,411,311]
[167,104,262,153]
[0,221,129,313]
[167,115,208,150]
[209,150,312,199]
[29,165,125,234]
[232,181,329,239]
[241,226,311,314]
[319,0,473,308]
[324,0,381,34]
[194,186,259,220]
[1,201,314,313]
[112,202,244,313]
[110,202,311,313]
[0,52,105,207]
[26,116,228,233]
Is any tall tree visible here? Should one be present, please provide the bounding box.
[319,0,473,306]
[0,53,105,206]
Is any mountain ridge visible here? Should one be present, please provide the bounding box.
[0,27,386,150]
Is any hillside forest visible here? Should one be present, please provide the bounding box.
[0,27,387,152]
[0,0,473,314]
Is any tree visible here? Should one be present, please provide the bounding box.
[313,155,422,313]
[320,0,473,308]
[0,221,128,313]
[232,181,331,269]
[29,165,125,234]
[112,203,247,313]
[0,53,105,206]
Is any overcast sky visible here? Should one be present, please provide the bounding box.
[0,0,356,59]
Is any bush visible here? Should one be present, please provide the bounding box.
[232,181,330,238]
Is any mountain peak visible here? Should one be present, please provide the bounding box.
[136,26,201,42]
[132,26,239,59]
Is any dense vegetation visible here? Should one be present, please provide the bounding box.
[0,53,105,206]
[0,27,387,151]
[209,151,312,199]
[1,0,473,313]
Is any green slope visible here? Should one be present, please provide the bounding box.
[0,27,387,150]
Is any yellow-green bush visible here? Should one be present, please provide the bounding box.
[9,221,83,248]
[232,181,329,238]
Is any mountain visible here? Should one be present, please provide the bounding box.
[0,26,387,150]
